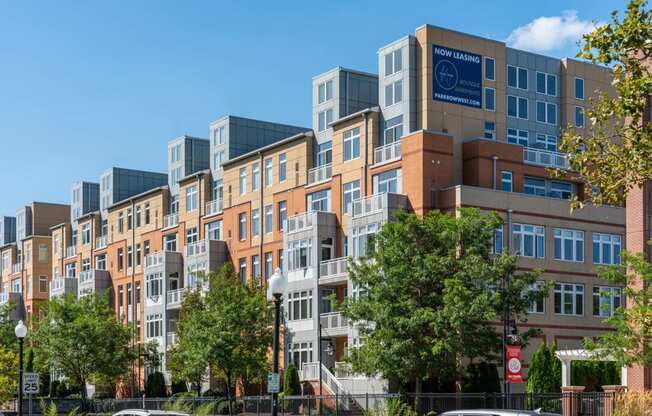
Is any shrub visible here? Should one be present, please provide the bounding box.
[527,343,561,393]
[283,363,301,395]
[613,391,652,416]
[364,399,418,416]
[145,371,167,398]
[171,379,189,394]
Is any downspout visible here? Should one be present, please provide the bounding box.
[492,156,498,190]
[258,151,264,287]
[363,112,369,196]
[130,199,137,396]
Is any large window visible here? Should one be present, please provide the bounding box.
[264,158,273,187]
[343,180,361,214]
[318,108,333,132]
[554,228,584,262]
[307,189,331,212]
[484,57,495,81]
[288,239,312,271]
[492,227,504,254]
[384,49,402,76]
[186,227,198,244]
[512,223,545,258]
[536,72,557,96]
[385,80,402,106]
[524,177,546,196]
[352,223,380,258]
[146,272,163,298]
[164,233,177,252]
[575,78,584,100]
[373,168,402,194]
[593,286,622,317]
[252,163,260,192]
[527,282,545,314]
[279,154,287,182]
[507,128,529,146]
[550,181,573,200]
[536,101,557,125]
[186,186,198,212]
[288,342,313,369]
[205,220,223,241]
[507,65,528,90]
[344,127,361,161]
[252,255,260,280]
[484,87,495,111]
[213,125,225,145]
[288,290,313,321]
[252,209,260,237]
[278,201,287,231]
[536,134,557,151]
[146,313,163,338]
[507,96,528,119]
[82,224,91,245]
[265,205,273,234]
[239,168,247,195]
[592,233,622,265]
[316,141,332,166]
[318,79,333,104]
[554,283,584,316]
[384,116,403,144]
[501,171,513,192]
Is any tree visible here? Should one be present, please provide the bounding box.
[0,346,18,404]
[527,343,561,393]
[0,301,17,351]
[341,209,546,398]
[146,371,167,398]
[31,293,134,398]
[283,363,301,395]
[463,362,500,393]
[559,0,652,207]
[167,264,271,410]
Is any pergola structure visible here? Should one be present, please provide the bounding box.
[555,349,627,387]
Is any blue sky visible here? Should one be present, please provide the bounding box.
[0,0,627,215]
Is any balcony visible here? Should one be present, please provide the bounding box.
[166,288,186,309]
[523,147,569,170]
[50,277,78,299]
[374,141,401,165]
[163,213,179,229]
[145,251,165,268]
[320,311,348,337]
[205,199,224,216]
[350,192,409,222]
[308,164,332,185]
[286,212,315,234]
[78,270,111,297]
[66,246,77,258]
[11,263,21,274]
[185,240,208,257]
[0,291,21,305]
[319,257,348,285]
[95,235,108,249]
[166,332,178,348]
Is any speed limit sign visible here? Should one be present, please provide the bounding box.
[22,372,39,394]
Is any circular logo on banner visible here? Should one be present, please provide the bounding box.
[508,357,522,374]
[434,60,458,91]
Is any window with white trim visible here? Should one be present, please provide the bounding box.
[146,313,163,338]
[554,283,584,316]
[205,220,223,241]
[238,213,247,241]
[279,154,287,182]
[575,106,584,128]
[318,108,333,131]
[575,78,584,100]
[385,80,403,106]
[288,290,313,321]
[485,57,495,81]
[492,227,504,254]
[318,80,333,104]
[288,342,314,369]
[252,163,260,192]
[507,128,529,146]
[252,209,260,237]
[536,72,557,96]
[82,224,90,245]
[252,255,260,280]
[239,168,247,195]
[344,127,361,161]
[307,189,331,212]
[384,116,403,144]
[524,177,546,196]
[484,87,495,111]
[352,223,380,258]
[512,223,545,258]
[384,49,402,76]
[593,286,622,317]
[536,134,557,151]
[507,95,528,119]
[288,239,312,271]
[507,65,528,90]
[186,185,198,212]
[146,272,163,298]
[213,125,225,145]
[501,171,513,192]
[536,101,557,124]
[373,168,402,194]
[592,233,622,265]
[265,205,273,234]
[484,121,495,140]
[264,158,273,187]
[527,282,545,314]
[343,180,361,214]
[554,228,584,262]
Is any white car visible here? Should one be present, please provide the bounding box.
[112,410,191,416]
[441,410,561,416]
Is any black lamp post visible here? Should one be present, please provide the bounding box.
[267,269,285,416]
[15,320,27,416]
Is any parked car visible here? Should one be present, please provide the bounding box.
[113,411,191,416]
[441,410,561,416]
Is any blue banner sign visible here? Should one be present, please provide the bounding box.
[432,45,482,108]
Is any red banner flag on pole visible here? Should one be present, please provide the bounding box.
[506,345,523,383]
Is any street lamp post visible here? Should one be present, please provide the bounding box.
[267,269,285,416]
[15,320,27,416]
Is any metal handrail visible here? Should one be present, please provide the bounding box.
[308,164,332,185]
[374,141,401,165]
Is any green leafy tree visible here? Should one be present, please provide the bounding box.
[463,362,500,393]
[32,293,134,398]
[0,345,18,403]
[0,301,17,351]
[527,343,561,393]
[146,371,167,398]
[342,209,546,399]
[168,264,271,410]
[559,0,652,207]
[283,363,301,395]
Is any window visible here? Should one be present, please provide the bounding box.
[214,151,225,169]
[484,57,495,81]
[484,121,496,140]
[1,253,8,271]
[316,141,332,166]
[186,227,198,244]
[550,181,573,200]
[265,205,273,234]
[512,223,545,258]
[343,127,361,161]
[575,78,584,100]
[385,80,402,106]
[143,240,150,257]
[213,125,225,145]
[251,209,260,237]
[127,245,133,268]
[507,128,529,146]
[524,177,546,196]
[507,96,528,119]
[343,180,361,214]
[373,168,402,194]
[252,163,260,192]
[117,248,124,271]
[484,87,495,111]
[82,224,90,245]
[288,239,312,271]
[265,252,273,279]
[12,278,21,292]
[164,233,177,252]
[318,108,333,131]
[239,213,247,240]
[575,106,584,128]
[278,249,284,272]
[144,203,150,225]
[384,49,402,76]
[38,244,48,263]
[593,233,622,265]
[318,79,333,104]
[146,313,163,338]
[288,342,313,369]
[507,65,528,90]
[536,72,557,96]
[593,286,622,317]
[239,168,247,195]
[82,257,90,272]
[279,154,287,182]
[264,158,273,187]
[252,255,260,280]
[39,276,48,293]
[492,227,504,254]
[127,208,133,230]
[239,258,247,282]
[352,223,380,258]
[205,220,223,241]
[307,189,331,212]
[536,134,557,151]
[288,290,313,321]
[384,116,403,144]
[278,201,287,231]
[118,212,124,233]
[554,283,584,316]
[146,272,163,298]
[527,282,545,314]
[96,254,106,270]
[135,205,141,227]
[501,171,513,192]
[554,228,585,262]
[186,186,198,212]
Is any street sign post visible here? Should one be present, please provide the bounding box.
[23,373,39,416]
[267,372,280,394]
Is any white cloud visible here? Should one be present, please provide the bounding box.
[506,10,601,53]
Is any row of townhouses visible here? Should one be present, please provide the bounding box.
[0,24,623,394]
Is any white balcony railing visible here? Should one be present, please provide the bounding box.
[166,288,186,306]
[319,257,348,279]
[144,252,164,268]
[308,164,332,185]
[320,311,348,332]
[0,292,10,304]
[374,141,401,165]
[205,199,224,216]
[351,193,386,218]
[166,332,178,347]
[185,240,208,257]
[11,263,21,274]
[50,277,66,292]
[300,362,319,381]
[163,213,179,228]
[66,246,77,258]
[286,212,314,234]
[95,235,107,249]
[79,270,94,285]
[523,147,569,170]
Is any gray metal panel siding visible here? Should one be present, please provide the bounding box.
[0,216,16,245]
[82,182,100,214]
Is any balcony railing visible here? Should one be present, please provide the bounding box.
[166,332,178,347]
[96,235,107,249]
[79,270,94,285]
[11,263,21,274]
[66,246,77,258]
[286,212,314,234]
[300,362,319,381]
[185,240,208,257]
[374,141,401,165]
[144,252,164,268]
[351,193,386,218]
[308,164,332,185]
[50,277,66,292]
[205,199,224,216]
[0,292,20,304]
[166,288,186,307]
[163,213,179,228]
[320,311,348,333]
[523,147,569,170]
[319,257,348,280]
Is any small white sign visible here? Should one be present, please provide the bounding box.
[267,372,280,394]
[23,372,39,394]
